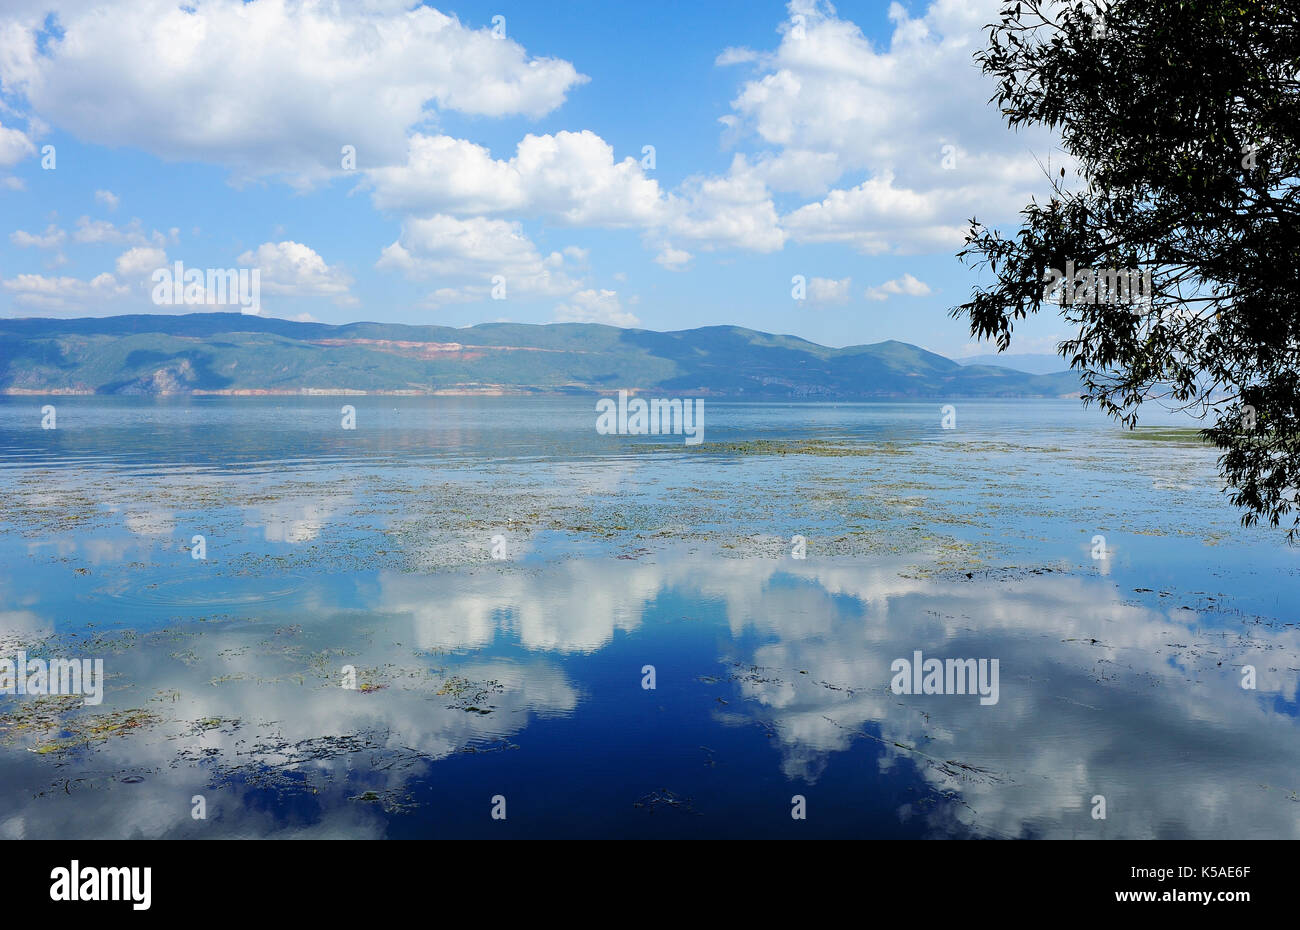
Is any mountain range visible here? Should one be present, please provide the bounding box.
[0,313,1079,398]
[956,353,1071,375]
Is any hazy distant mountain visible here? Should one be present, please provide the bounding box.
[0,314,1082,398]
[957,353,1071,375]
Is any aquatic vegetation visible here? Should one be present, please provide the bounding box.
[2,705,161,756]
[1118,427,1209,445]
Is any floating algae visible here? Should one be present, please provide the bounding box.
[1118,427,1211,445]
[660,438,911,457]
[12,707,161,756]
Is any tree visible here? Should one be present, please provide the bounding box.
[953,0,1300,535]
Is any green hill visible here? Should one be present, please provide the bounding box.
[0,313,1080,398]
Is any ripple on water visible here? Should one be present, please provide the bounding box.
[86,575,308,613]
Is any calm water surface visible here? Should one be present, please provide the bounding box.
[0,397,1296,838]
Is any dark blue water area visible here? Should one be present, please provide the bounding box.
[380,587,955,840]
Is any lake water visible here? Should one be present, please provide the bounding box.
[1,396,1297,838]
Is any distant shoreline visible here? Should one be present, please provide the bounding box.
[1,388,1084,399]
[0,312,1081,398]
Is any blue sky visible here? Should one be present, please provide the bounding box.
[0,0,1073,358]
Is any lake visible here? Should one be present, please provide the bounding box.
[0,396,1296,838]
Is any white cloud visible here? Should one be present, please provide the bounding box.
[377,214,582,304]
[553,288,639,327]
[368,131,663,227]
[0,0,1071,286]
[724,0,1033,188]
[2,271,127,311]
[10,224,65,248]
[654,247,692,271]
[115,246,167,278]
[784,173,968,254]
[722,0,1064,253]
[236,241,354,303]
[864,272,933,301]
[716,47,761,66]
[0,119,35,167]
[808,276,852,305]
[71,216,162,247]
[0,1,587,180]
[663,155,785,253]
[747,149,843,197]
[373,132,787,256]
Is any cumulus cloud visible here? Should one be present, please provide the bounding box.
[722,0,1065,254]
[114,246,167,278]
[0,119,36,167]
[373,133,785,257]
[725,0,1049,187]
[377,214,582,304]
[864,272,933,301]
[237,241,354,303]
[367,131,663,227]
[654,246,692,271]
[0,0,587,180]
[0,0,1073,297]
[784,173,969,254]
[807,275,852,305]
[71,217,164,247]
[662,155,785,253]
[553,289,639,327]
[747,149,843,198]
[10,224,65,248]
[1,272,127,311]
